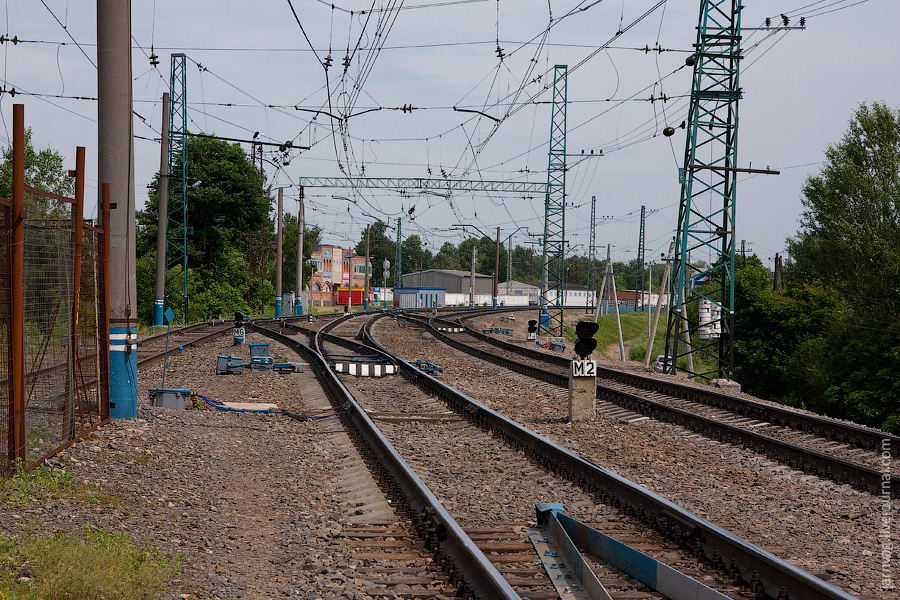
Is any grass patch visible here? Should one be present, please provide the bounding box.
[0,463,121,508]
[0,526,178,600]
[0,463,76,507]
[595,312,657,355]
[594,312,719,379]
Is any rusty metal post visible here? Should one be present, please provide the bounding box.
[62,147,85,441]
[10,104,25,464]
[98,183,111,421]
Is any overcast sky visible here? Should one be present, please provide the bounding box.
[2,0,897,270]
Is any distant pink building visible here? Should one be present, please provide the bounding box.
[308,244,370,306]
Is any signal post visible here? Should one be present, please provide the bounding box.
[569,321,598,422]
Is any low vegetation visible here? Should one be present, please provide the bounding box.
[0,466,175,599]
[0,527,177,600]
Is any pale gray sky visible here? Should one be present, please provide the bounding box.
[2,0,897,269]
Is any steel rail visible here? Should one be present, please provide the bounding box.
[451,313,899,458]
[136,323,233,369]
[408,312,900,498]
[250,319,521,600]
[361,313,859,600]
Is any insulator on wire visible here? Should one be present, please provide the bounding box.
[765,17,771,27]
[663,127,675,137]
[685,55,695,67]
[781,14,789,26]
[800,17,806,27]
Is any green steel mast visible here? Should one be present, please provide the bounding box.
[665,0,742,379]
[165,54,189,322]
[539,65,568,336]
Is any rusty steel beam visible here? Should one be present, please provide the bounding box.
[10,104,24,465]
[63,147,86,441]
[99,183,111,421]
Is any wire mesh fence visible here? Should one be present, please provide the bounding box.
[0,184,108,476]
[23,194,76,464]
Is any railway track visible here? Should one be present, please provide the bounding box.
[137,321,235,369]
[413,312,899,498]
[250,312,857,600]
[350,312,858,600]
[252,318,517,598]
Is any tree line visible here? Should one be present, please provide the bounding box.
[3,102,896,432]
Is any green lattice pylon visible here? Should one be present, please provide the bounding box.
[539,65,568,336]
[665,0,742,379]
[165,53,189,322]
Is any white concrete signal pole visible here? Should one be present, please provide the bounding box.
[98,0,137,418]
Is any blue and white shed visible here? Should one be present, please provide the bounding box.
[393,287,446,309]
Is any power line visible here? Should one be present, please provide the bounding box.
[38,0,96,69]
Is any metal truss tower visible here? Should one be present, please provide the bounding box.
[539,65,568,336]
[665,0,742,379]
[165,54,189,322]
[394,217,402,288]
[638,205,646,311]
[587,195,596,312]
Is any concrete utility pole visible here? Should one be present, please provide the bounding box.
[294,186,304,315]
[98,0,137,419]
[275,188,283,317]
[506,236,513,295]
[364,224,370,310]
[470,246,477,306]
[493,227,500,308]
[153,93,170,330]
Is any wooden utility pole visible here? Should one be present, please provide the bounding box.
[644,241,674,368]
[593,245,625,361]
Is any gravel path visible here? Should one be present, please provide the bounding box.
[2,332,378,600]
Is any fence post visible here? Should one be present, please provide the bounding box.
[98,184,111,421]
[10,104,25,465]
[62,147,85,441]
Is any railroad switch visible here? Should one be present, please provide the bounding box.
[413,359,443,374]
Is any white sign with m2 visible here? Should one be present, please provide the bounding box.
[571,359,596,377]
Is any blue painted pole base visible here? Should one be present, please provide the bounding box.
[152,298,164,330]
[109,326,138,419]
[275,297,282,317]
[294,299,303,316]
